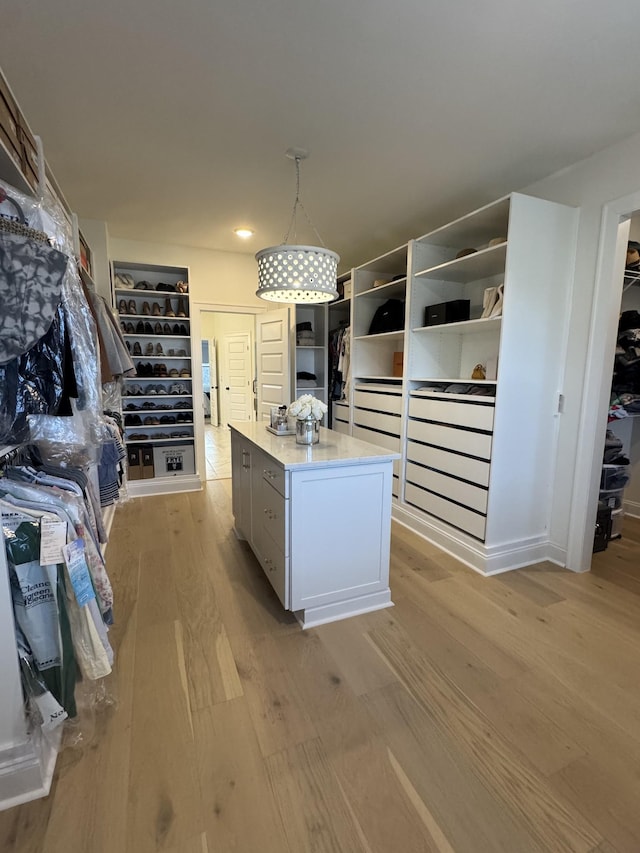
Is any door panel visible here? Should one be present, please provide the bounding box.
[256,307,290,422]
[223,332,253,423]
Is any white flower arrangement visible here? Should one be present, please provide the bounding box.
[287,394,328,421]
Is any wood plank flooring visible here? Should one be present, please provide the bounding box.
[1,484,640,852]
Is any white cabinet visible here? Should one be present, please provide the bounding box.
[112,261,200,496]
[230,423,396,628]
[395,192,578,573]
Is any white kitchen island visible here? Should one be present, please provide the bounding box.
[229,422,399,628]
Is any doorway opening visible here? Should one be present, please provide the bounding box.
[570,191,640,573]
[192,303,264,482]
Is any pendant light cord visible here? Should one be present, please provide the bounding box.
[283,156,326,247]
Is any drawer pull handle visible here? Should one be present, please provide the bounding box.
[264,469,277,479]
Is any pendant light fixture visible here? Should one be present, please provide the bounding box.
[256,148,339,303]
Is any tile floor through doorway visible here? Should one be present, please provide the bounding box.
[204,423,231,480]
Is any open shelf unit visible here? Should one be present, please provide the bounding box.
[112,261,200,496]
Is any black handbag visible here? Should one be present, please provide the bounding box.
[368,299,405,335]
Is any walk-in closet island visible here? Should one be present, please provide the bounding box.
[229,422,399,628]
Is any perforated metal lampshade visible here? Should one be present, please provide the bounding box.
[255,244,340,303]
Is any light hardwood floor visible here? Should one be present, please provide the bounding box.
[2,485,640,852]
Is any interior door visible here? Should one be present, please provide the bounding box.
[256,307,291,422]
[223,332,253,423]
[209,337,219,426]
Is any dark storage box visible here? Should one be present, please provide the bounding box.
[425,299,470,326]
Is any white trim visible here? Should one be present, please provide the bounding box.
[566,192,640,571]
[126,474,202,498]
[0,728,61,813]
[391,506,552,576]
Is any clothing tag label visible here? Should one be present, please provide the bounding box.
[62,538,96,607]
[33,691,68,733]
[39,519,67,566]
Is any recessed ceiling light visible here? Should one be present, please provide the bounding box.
[234,228,254,239]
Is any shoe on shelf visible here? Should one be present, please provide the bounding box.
[165,297,176,317]
[126,322,135,334]
[154,322,163,335]
[128,299,136,315]
[179,324,188,336]
[134,280,152,290]
[143,416,160,426]
[177,297,188,318]
[141,401,156,409]
[177,348,187,357]
[169,368,179,378]
[168,348,175,356]
[488,283,504,319]
[133,342,142,356]
[152,302,162,316]
[116,273,135,289]
[136,320,145,334]
[180,369,191,378]
[125,341,131,353]
[144,322,153,334]
[118,299,127,314]
[176,280,188,293]
[480,286,498,319]
[156,343,164,355]
[163,323,172,335]
[145,342,155,355]
[173,323,181,335]
[128,433,149,441]
[142,301,151,316]
[124,402,139,411]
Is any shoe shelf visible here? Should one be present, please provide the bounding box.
[113,261,199,492]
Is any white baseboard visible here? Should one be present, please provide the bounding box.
[392,504,555,576]
[0,729,61,812]
[623,498,640,518]
[294,590,393,629]
[127,474,202,498]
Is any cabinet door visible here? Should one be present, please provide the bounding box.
[289,462,392,611]
[231,433,252,539]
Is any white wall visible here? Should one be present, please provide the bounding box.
[522,129,640,565]
[108,236,262,307]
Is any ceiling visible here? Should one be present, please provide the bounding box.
[2,0,640,273]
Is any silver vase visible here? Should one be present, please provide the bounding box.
[295,415,319,445]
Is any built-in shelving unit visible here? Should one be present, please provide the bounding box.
[112,261,200,496]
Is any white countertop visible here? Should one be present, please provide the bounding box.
[229,421,400,470]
